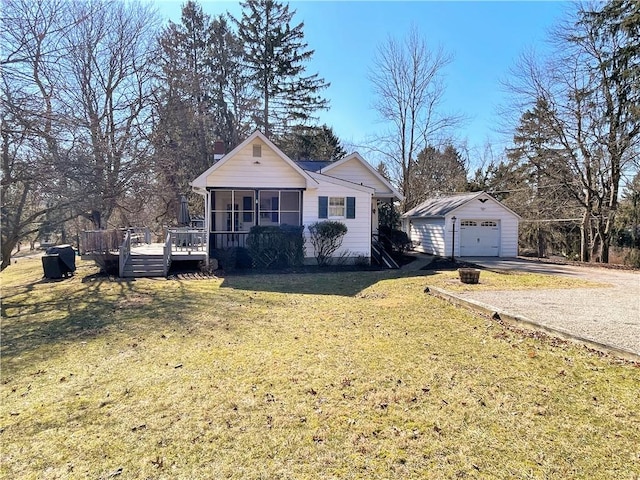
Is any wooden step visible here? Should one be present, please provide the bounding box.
[122,254,167,277]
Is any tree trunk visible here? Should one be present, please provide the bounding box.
[580,210,590,262]
[1,240,17,271]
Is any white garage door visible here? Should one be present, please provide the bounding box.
[460,220,500,256]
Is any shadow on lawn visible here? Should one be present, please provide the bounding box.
[220,268,424,297]
[0,270,205,368]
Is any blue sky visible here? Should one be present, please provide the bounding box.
[155,1,570,161]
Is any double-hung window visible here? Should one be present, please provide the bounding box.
[319,196,356,219]
[329,197,345,218]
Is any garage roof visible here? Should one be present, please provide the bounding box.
[402,192,519,218]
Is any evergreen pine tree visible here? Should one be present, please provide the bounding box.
[153,1,216,220]
[278,125,345,161]
[234,0,329,137]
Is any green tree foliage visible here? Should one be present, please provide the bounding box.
[209,14,256,149]
[411,144,468,204]
[614,172,640,247]
[153,2,221,223]
[308,220,347,266]
[506,99,583,257]
[278,124,346,161]
[234,0,329,137]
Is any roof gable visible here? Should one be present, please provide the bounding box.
[320,153,403,200]
[191,131,316,188]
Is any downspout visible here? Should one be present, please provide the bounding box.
[204,189,210,268]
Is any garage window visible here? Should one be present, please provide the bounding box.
[481,221,497,227]
[461,220,477,227]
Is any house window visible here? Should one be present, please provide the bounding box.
[253,144,262,157]
[319,196,356,219]
[329,197,345,218]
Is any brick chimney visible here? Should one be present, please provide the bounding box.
[213,140,225,161]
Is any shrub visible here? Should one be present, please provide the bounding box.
[354,254,370,267]
[308,221,348,266]
[379,225,413,254]
[246,225,304,269]
[214,247,252,271]
[378,201,401,229]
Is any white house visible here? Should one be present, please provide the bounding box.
[401,192,520,257]
[191,131,403,265]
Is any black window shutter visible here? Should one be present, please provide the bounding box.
[318,196,328,219]
[346,197,356,219]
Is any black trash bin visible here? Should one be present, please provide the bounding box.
[42,254,63,279]
[42,245,76,278]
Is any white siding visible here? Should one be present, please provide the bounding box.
[303,181,372,263]
[449,198,519,257]
[404,195,519,258]
[206,138,307,188]
[408,219,446,256]
[325,158,393,196]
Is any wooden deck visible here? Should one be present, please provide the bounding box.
[81,242,207,261]
[80,228,208,277]
[130,243,207,261]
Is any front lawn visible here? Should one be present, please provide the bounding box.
[1,258,638,479]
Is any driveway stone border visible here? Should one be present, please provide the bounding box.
[425,285,640,363]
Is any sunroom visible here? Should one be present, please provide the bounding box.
[208,188,303,250]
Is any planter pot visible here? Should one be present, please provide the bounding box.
[458,268,480,284]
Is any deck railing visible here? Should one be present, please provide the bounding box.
[80,227,151,255]
[80,230,122,254]
[163,232,172,276]
[128,226,151,245]
[167,228,206,252]
[210,232,249,250]
[119,230,131,277]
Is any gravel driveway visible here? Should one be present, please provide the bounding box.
[457,258,640,356]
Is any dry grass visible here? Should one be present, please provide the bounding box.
[1,258,638,479]
[422,268,608,292]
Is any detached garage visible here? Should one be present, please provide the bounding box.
[401,192,520,257]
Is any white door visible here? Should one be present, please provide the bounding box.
[459,220,500,256]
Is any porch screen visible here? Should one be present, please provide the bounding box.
[259,190,301,226]
[211,190,254,232]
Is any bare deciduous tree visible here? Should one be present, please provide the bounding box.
[61,0,160,229]
[1,0,160,268]
[1,0,76,269]
[368,26,463,211]
[505,2,639,262]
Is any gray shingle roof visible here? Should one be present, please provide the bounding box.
[294,160,333,172]
[402,192,484,218]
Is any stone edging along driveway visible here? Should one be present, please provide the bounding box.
[425,257,640,362]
